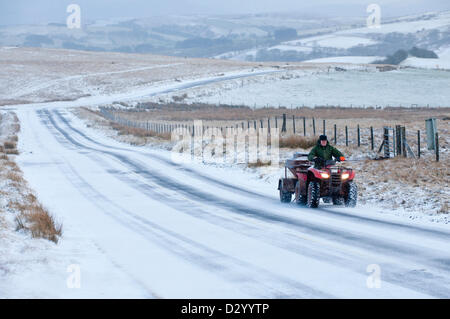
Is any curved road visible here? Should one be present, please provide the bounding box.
[7,70,450,298]
[12,106,450,298]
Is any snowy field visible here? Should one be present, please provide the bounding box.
[0,47,287,105]
[177,68,450,108]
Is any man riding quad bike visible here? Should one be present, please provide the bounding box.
[308,135,346,168]
[278,135,357,208]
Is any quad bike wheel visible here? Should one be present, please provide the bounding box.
[279,189,292,203]
[345,182,358,207]
[295,181,307,205]
[307,181,320,208]
[332,197,345,205]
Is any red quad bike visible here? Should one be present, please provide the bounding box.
[278,153,357,208]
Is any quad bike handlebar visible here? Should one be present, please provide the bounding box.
[313,157,345,168]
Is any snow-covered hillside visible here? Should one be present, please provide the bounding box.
[157,68,450,108]
[219,11,450,65]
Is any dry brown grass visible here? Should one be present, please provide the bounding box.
[5,149,19,155]
[6,171,24,183]
[439,202,449,214]
[248,160,272,168]
[110,122,171,140]
[361,157,449,185]
[109,103,450,122]
[280,135,317,149]
[14,202,62,243]
[353,155,449,213]
[0,114,63,243]
[4,141,17,149]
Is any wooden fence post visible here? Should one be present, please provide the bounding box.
[417,130,421,158]
[292,115,296,134]
[395,125,402,156]
[435,132,439,162]
[303,117,306,136]
[357,125,360,147]
[345,126,348,146]
[401,126,406,157]
[334,124,337,145]
[370,126,374,150]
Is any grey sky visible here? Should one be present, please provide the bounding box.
[0,0,449,25]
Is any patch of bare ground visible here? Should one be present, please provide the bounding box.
[0,111,62,243]
[350,156,449,214]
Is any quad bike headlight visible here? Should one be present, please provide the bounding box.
[320,172,330,179]
[341,172,350,180]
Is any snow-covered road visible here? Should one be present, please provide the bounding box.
[12,106,450,298]
[2,68,447,298]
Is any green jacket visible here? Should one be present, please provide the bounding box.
[308,141,344,161]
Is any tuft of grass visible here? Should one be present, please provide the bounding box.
[439,202,449,214]
[10,199,62,244]
[4,141,17,150]
[280,135,317,149]
[15,204,62,243]
[6,171,23,183]
[5,149,19,155]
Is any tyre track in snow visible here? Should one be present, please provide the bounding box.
[36,109,333,298]
[37,109,448,293]
[20,109,159,298]
[45,109,450,271]
[54,109,450,242]
[48,111,450,298]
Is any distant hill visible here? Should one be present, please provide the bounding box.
[0,11,449,63]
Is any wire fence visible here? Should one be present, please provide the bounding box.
[99,107,441,161]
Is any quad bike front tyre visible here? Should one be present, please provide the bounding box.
[345,182,358,207]
[307,181,320,208]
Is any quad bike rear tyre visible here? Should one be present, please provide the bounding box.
[332,197,345,205]
[279,189,292,203]
[307,181,320,208]
[295,181,307,205]
[345,182,358,207]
